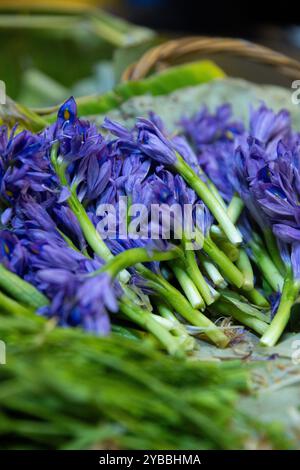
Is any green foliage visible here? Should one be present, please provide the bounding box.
[42,60,225,122]
[0,310,290,450]
[0,10,155,105]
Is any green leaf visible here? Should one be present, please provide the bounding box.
[40,60,225,123]
[221,290,271,323]
[90,77,300,132]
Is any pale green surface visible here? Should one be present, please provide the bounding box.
[98,77,300,129]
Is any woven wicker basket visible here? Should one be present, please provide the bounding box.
[122,36,300,83]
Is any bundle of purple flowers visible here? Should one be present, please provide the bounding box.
[0,96,299,354]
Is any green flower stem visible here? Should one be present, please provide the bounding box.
[119,299,183,357]
[67,190,113,260]
[217,240,239,262]
[212,299,268,336]
[156,303,195,351]
[95,246,183,279]
[207,180,227,209]
[111,324,147,340]
[263,228,286,276]
[170,262,205,310]
[227,193,244,223]
[174,154,242,245]
[260,270,300,347]
[198,253,227,288]
[249,240,284,292]
[208,283,220,300]
[210,193,244,241]
[0,290,35,317]
[189,164,227,209]
[150,313,175,330]
[138,266,229,348]
[185,249,216,305]
[0,264,48,309]
[236,249,254,291]
[156,301,184,329]
[242,288,269,308]
[202,237,244,288]
[51,144,129,283]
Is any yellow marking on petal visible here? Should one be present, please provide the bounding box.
[64,109,70,121]
[226,130,234,141]
[6,190,13,197]
[4,244,10,254]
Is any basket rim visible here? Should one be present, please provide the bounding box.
[122,36,300,82]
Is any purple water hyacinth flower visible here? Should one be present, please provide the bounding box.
[1,207,13,225]
[50,96,91,147]
[181,104,245,202]
[18,214,121,334]
[0,230,27,275]
[250,151,300,241]
[17,199,57,233]
[194,202,213,237]
[156,168,197,207]
[276,239,300,283]
[269,291,281,320]
[11,198,85,253]
[171,135,201,175]
[129,166,210,244]
[57,186,71,203]
[120,154,151,195]
[170,172,212,238]
[233,104,300,281]
[229,138,271,229]
[291,243,300,281]
[134,173,176,209]
[103,114,176,167]
[102,117,133,140]
[76,157,112,203]
[53,205,87,250]
[50,98,116,208]
[28,240,86,273]
[135,168,195,209]
[57,96,77,128]
[36,267,120,334]
[0,125,53,203]
[136,118,177,166]
[77,272,120,333]
[148,111,166,132]
[200,142,235,201]
[249,105,292,154]
[97,183,118,206]
[181,104,244,146]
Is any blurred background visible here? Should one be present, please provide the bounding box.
[0,0,298,107]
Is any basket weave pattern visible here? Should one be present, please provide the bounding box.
[122,36,300,81]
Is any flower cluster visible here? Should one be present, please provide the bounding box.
[2,95,300,350]
[180,104,245,201]
[231,106,300,279]
[0,98,122,334]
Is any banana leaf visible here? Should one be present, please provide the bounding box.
[94,76,300,130]
[39,60,225,122]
